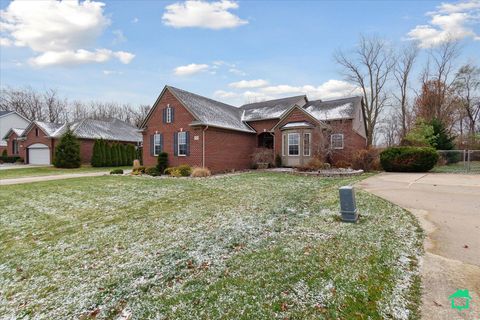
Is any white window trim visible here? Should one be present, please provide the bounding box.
[303,132,311,156]
[166,106,172,123]
[177,131,187,156]
[282,133,286,156]
[153,133,161,156]
[287,132,300,156]
[331,133,344,150]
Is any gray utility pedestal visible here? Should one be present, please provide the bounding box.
[339,186,358,222]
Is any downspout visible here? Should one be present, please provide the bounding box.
[202,125,209,168]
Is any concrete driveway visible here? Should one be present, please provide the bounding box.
[358,173,480,319]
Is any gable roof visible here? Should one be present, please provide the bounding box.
[2,128,26,140]
[22,119,141,143]
[51,118,142,142]
[240,95,306,121]
[169,86,254,132]
[304,96,362,121]
[0,110,31,122]
[36,121,64,136]
[142,86,255,133]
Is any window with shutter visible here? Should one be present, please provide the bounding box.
[177,131,187,156]
[153,133,162,156]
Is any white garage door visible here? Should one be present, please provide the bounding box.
[28,143,50,165]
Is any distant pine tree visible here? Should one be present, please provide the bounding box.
[105,143,112,166]
[113,143,120,166]
[120,144,127,166]
[99,140,106,166]
[91,139,100,167]
[54,129,81,168]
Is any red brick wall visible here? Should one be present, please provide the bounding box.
[247,119,278,134]
[6,132,21,157]
[21,124,55,164]
[327,119,367,163]
[204,127,256,173]
[79,139,94,164]
[142,89,202,168]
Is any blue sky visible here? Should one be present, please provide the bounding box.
[1,0,479,107]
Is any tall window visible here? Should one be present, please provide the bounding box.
[154,133,161,156]
[331,133,344,149]
[288,133,299,156]
[12,140,19,155]
[166,106,172,123]
[35,128,39,137]
[282,134,287,156]
[303,133,311,156]
[178,131,187,156]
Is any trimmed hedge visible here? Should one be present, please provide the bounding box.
[110,168,124,175]
[380,146,438,172]
[0,156,23,163]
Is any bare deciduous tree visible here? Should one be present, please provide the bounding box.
[393,44,418,138]
[334,35,395,146]
[0,86,147,128]
[453,63,480,136]
[416,40,460,129]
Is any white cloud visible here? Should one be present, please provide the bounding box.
[131,17,139,23]
[114,51,135,64]
[112,30,127,44]
[0,37,12,47]
[229,79,269,89]
[255,80,361,100]
[0,0,134,66]
[29,49,135,67]
[174,63,210,76]
[228,68,246,76]
[162,0,248,29]
[103,70,123,75]
[407,0,480,48]
[213,90,238,99]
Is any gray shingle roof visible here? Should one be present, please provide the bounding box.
[167,86,254,133]
[0,110,13,117]
[35,121,64,136]
[304,96,361,121]
[240,95,306,121]
[51,118,142,142]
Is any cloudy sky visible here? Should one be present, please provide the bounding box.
[1,0,479,107]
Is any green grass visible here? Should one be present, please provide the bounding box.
[0,166,130,180]
[0,173,423,319]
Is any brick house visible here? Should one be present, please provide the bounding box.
[4,118,141,165]
[141,85,367,172]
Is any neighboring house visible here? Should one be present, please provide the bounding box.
[141,85,367,172]
[0,111,30,155]
[4,118,142,165]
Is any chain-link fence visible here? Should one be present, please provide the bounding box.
[433,150,480,174]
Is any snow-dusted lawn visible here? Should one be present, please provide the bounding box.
[0,165,130,180]
[0,172,422,319]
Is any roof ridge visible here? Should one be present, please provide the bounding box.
[240,95,306,109]
[167,85,239,110]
